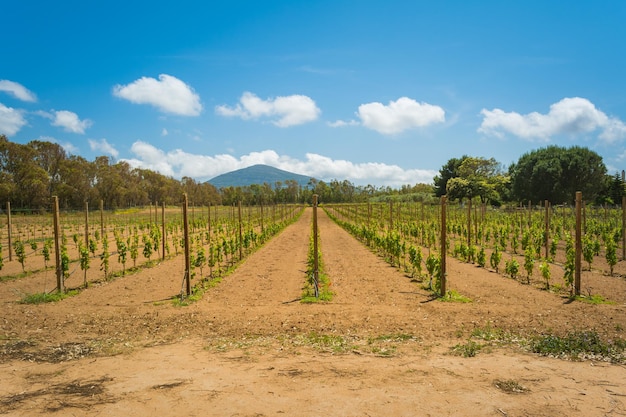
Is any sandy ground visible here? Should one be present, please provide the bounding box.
[1,208,626,416]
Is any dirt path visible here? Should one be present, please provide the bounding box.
[1,207,626,416]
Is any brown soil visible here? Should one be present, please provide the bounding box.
[1,208,625,416]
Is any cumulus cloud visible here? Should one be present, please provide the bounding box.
[327,119,359,128]
[216,91,321,127]
[0,80,37,102]
[0,103,27,135]
[49,110,92,134]
[356,97,445,134]
[113,74,202,116]
[37,136,79,154]
[478,97,626,143]
[121,142,437,186]
[89,138,119,159]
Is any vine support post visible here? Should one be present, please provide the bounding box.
[53,196,64,293]
[84,201,89,249]
[575,191,582,296]
[238,200,243,260]
[313,194,319,298]
[544,200,550,259]
[99,200,104,241]
[161,202,166,261]
[440,195,447,297]
[6,201,12,261]
[467,197,472,249]
[183,193,191,297]
[622,196,626,261]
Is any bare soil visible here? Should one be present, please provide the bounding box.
[1,208,625,416]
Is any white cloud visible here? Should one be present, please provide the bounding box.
[478,97,626,143]
[89,138,119,159]
[216,91,321,127]
[36,136,79,154]
[121,142,437,186]
[51,110,92,134]
[327,119,359,127]
[113,74,202,116]
[356,97,446,134]
[0,103,27,135]
[161,128,168,136]
[0,80,37,102]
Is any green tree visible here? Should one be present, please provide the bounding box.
[443,156,509,204]
[509,146,607,204]
[433,155,469,197]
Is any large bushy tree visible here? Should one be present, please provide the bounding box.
[509,146,606,204]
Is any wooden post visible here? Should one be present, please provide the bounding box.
[99,200,104,240]
[53,196,64,293]
[84,201,89,248]
[313,194,319,298]
[622,196,626,261]
[467,198,472,249]
[6,202,12,261]
[238,200,243,260]
[161,202,166,260]
[575,191,582,296]
[183,193,191,296]
[544,200,550,259]
[389,200,393,231]
[440,195,447,297]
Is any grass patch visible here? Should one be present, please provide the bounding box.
[572,294,615,305]
[438,289,472,303]
[531,330,626,362]
[494,379,530,394]
[450,340,482,357]
[19,289,79,304]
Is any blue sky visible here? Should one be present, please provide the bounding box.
[2,0,626,186]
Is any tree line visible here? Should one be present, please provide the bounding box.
[0,135,421,211]
[2,135,623,211]
[433,146,625,206]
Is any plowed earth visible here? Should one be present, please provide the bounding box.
[1,208,625,416]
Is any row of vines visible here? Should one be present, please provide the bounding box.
[1,200,303,293]
[325,198,625,299]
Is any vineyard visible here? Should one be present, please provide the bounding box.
[326,199,626,301]
[0,201,302,296]
[1,199,626,416]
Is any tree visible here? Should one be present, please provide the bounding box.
[444,156,508,204]
[509,146,607,204]
[433,155,468,197]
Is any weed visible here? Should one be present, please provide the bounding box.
[20,290,79,304]
[530,330,626,362]
[451,340,482,357]
[438,289,472,303]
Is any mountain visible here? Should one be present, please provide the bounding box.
[207,164,316,189]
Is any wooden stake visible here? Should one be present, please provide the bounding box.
[440,195,447,297]
[313,194,319,298]
[183,193,191,296]
[575,191,582,296]
[6,202,12,261]
[53,196,63,293]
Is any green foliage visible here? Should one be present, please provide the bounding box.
[425,253,440,292]
[509,145,607,203]
[605,236,617,276]
[451,340,482,357]
[476,246,486,267]
[100,235,110,279]
[41,238,52,268]
[505,258,520,279]
[490,246,502,273]
[582,235,596,271]
[79,242,90,286]
[408,245,423,278]
[20,289,79,304]
[538,260,551,290]
[523,247,535,284]
[13,240,26,271]
[531,331,625,361]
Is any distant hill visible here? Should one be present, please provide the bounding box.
[207,164,316,189]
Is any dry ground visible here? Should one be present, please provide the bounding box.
[1,208,625,416]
